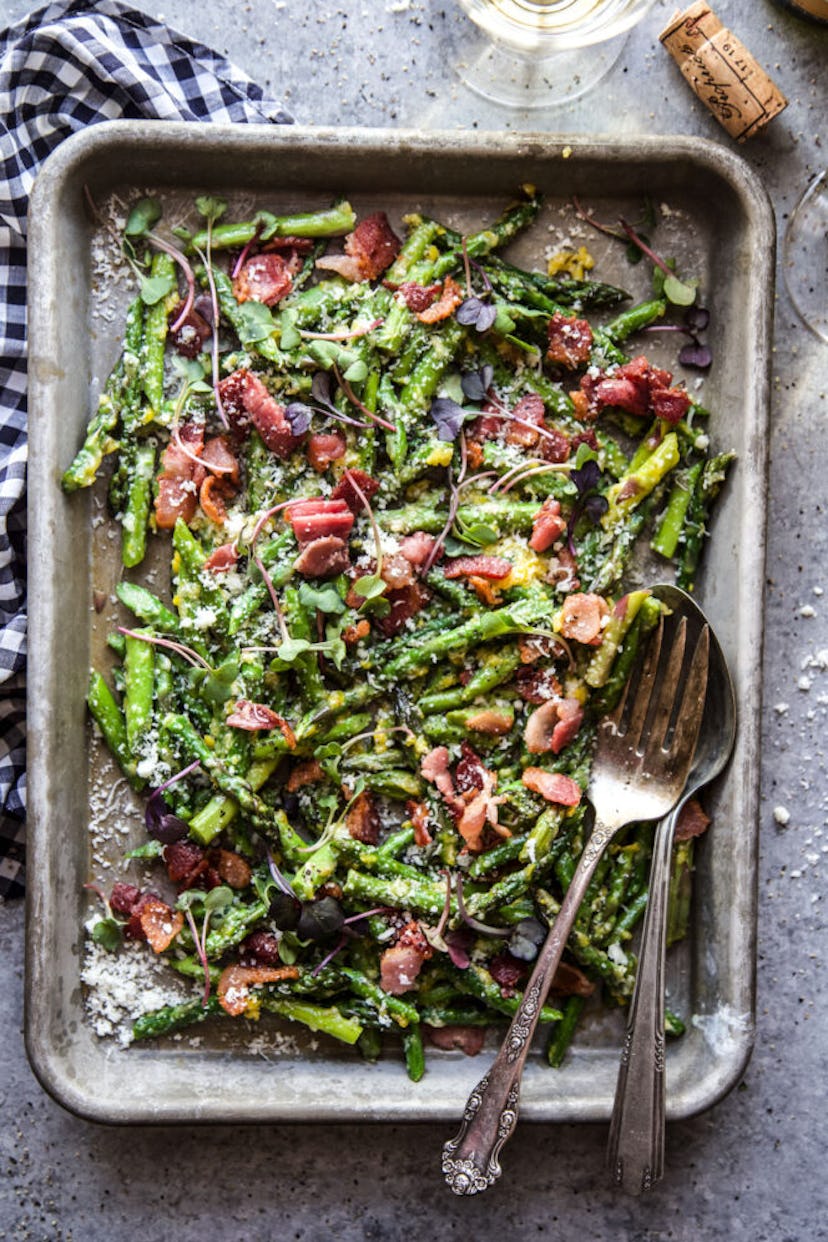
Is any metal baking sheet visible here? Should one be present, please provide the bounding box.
[26,123,772,1124]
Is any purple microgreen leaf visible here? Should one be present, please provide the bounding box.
[443,928,474,969]
[507,917,546,962]
[144,788,189,844]
[570,458,603,497]
[429,396,468,442]
[266,848,297,898]
[461,364,494,403]
[311,370,334,406]
[456,297,496,332]
[678,341,713,370]
[285,402,313,436]
[684,305,710,332]
[584,493,610,523]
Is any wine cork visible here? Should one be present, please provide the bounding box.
[660,4,788,141]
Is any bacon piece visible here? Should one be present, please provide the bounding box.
[379,920,432,996]
[204,542,239,573]
[465,709,513,735]
[424,1025,486,1055]
[226,699,285,731]
[344,212,401,280]
[406,799,433,847]
[261,235,315,255]
[530,497,567,553]
[551,961,596,997]
[285,759,324,793]
[522,768,582,807]
[393,280,441,313]
[417,275,463,324]
[239,930,283,968]
[505,392,546,448]
[307,431,347,472]
[346,790,380,845]
[217,963,300,1016]
[218,369,304,458]
[398,531,439,568]
[330,468,380,514]
[651,385,692,424]
[546,311,593,369]
[201,435,240,484]
[286,499,355,544]
[342,618,371,645]
[232,252,293,307]
[524,698,584,755]
[293,535,351,579]
[168,304,211,358]
[164,840,205,886]
[578,354,690,423]
[455,751,507,852]
[444,555,512,581]
[455,741,487,794]
[467,576,502,607]
[380,552,416,590]
[313,253,363,282]
[675,797,711,841]
[214,848,252,890]
[489,950,527,992]
[374,582,430,637]
[559,592,610,646]
[110,882,141,916]
[154,421,204,529]
[421,746,459,808]
[540,426,572,463]
[138,896,184,954]
[546,545,581,592]
[515,665,563,705]
[199,474,229,525]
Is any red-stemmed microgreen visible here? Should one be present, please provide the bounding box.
[299,318,384,342]
[435,870,453,941]
[285,371,370,434]
[117,627,213,671]
[178,885,233,1006]
[145,759,200,844]
[332,363,397,433]
[455,242,497,333]
[489,459,572,496]
[339,724,415,755]
[643,305,713,370]
[566,458,609,556]
[231,226,263,279]
[455,873,511,938]
[422,467,461,574]
[345,469,388,604]
[147,234,197,333]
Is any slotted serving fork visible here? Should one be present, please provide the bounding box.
[442,614,710,1196]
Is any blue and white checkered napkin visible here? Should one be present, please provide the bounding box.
[0,0,292,898]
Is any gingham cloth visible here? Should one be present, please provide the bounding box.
[0,0,291,899]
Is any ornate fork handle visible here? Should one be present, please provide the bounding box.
[606,802,680,1194]
[442,819,617,1196]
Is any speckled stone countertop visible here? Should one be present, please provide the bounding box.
[2,1,827,1238]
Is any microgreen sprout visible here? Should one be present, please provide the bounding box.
[285,371,369,433]
[299,318,384,343]
[178,885,234,1006]
[567,458,609,555]
[332,363,397,433]
[117,627,213,671]
[346,469,388,604]
[455,873,511,938]
[455,243,497,333]
[644,305,713,370]
[145,759,200,844]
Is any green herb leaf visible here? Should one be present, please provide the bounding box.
[140,271,176,306]
[279,309,301,350]
[663,274,698,307]
[276,637,313,664]
[352,574,386,601]
[124,840,164,860]
[493,305,516,335]
[235,301,276,345]
[125,197,162,238]
[195,195,227,225]
[298,582,346,615]
[343,359,368,384]
[176,890,205,912]
[91,918,123,952]
[252,210,279,240]
[171,355,209,383]
[204,885,234,914]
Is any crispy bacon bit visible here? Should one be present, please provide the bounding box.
[455,741,487,794]
[546,311,594,369]
[675,797,711,841]
[217,963,300,1016]
[154,421,204,529]
[294,535,351,579]
[380,552,416,590]
[232,252,293,307]
[202,436,240,483]
[522,768,582,807]
[239,930,283,968]
[168,304,211,358]
[559,592,610,645]
[374,582,430,637]
[399,531,439,568]
[540,425,572,463]
[489,950,527,993]
[199,474,229,525]
[468,576,502,607]
[286,498,355,544]
[139,896,184,954]
[406,799,434,847]
[465,709,513,736]
[421,746,459,807]
[524,698,584,755]
[515,664,563,705]
[505,392,546,448]
[307,431,347,472]
[393,280,442,313]
[456,753,507,852]
[416,275,463,324]
[444,555,512,581]
[530,497,567,553]
[379,920,432,996]
[546,546,581,592]
[317,212,401,283]
[286,759,325,793]
[214,849,252,890]
[204,542,239,573]
[110,882,141,916]
[261,235,315,255]
[424,1025,486,1055]
[226,699,283,731]
[346,790,380,845]
[330,468,380,514]
[578,354,690,424]
[342,618,371,645]
[551,960,596,997]
[164,840,205,886]
[218,369,305,458]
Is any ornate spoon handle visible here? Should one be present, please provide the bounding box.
[606,804,679,1194]
[442,820,616,1196]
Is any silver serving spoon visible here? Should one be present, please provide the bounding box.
[607,583,737,1194]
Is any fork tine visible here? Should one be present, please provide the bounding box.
[667,625,710,763]
[647,617,688,750]
[623,617,663,748]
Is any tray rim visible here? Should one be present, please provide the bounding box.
[25,120,772,1125]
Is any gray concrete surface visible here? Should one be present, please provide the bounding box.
[2,0,827,1237]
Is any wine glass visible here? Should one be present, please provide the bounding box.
[783,170,828,345]
[454,0,657,109]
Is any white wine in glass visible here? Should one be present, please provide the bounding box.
[455,0,657,108]
[784,170,828,345]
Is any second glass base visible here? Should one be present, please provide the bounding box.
[457,29,630,108]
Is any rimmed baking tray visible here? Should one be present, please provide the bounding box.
[26,122,772,1124]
